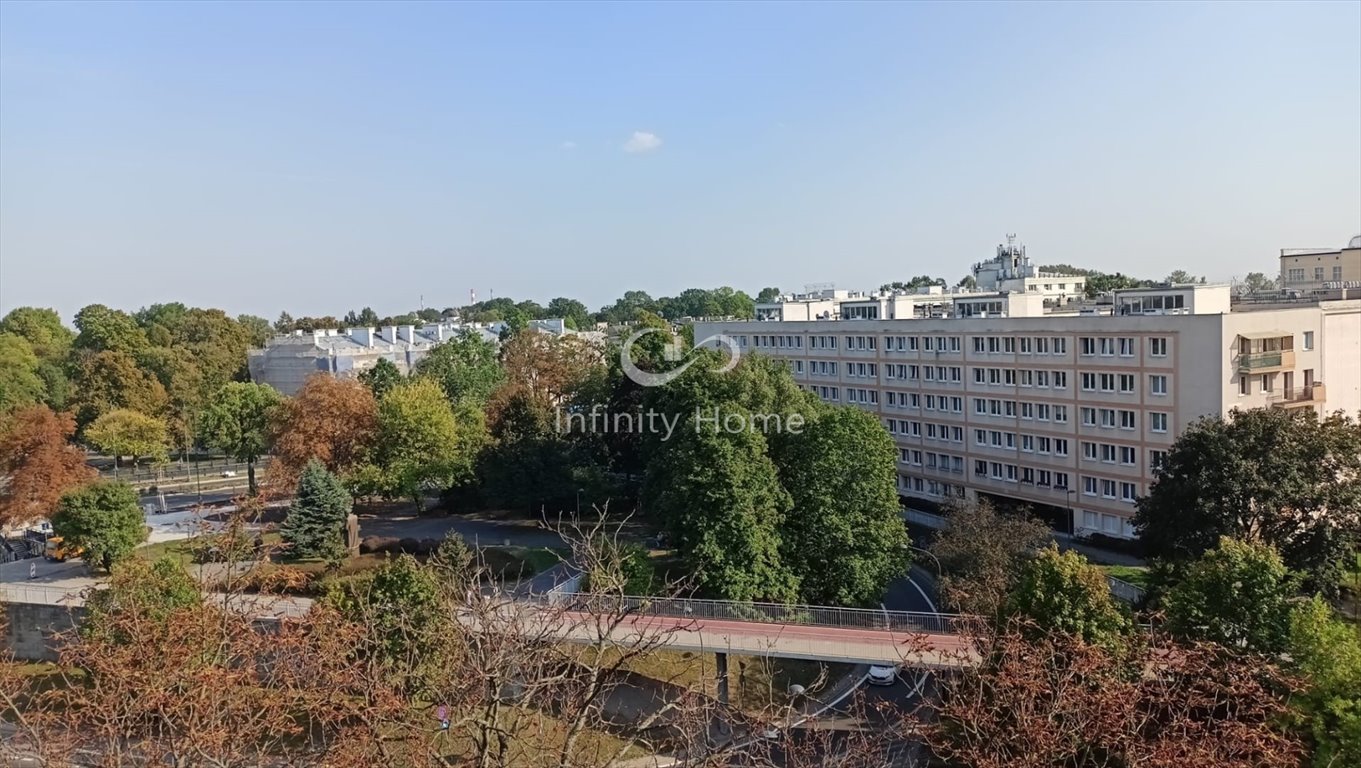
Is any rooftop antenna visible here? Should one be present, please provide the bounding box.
[469,289,476,305]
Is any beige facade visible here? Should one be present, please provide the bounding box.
[1279,237,1361,293]
[694,289,1360,540]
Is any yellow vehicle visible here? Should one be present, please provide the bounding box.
[44,536,84,562]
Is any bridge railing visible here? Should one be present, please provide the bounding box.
[547,592,967,635]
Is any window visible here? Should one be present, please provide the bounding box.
[1083,441,1098,460]
[1100,408,1117,428]
[1052,337,1067,355]
[1083,510,1100,529]
[1149,337,1168,357]
[973,460,987,477]
[1081,372,1097,391]
[1239,376,1250,396]
[1101,479,1117,499]
[1120,410,1136,430]
[1035,337,1049,354]
[1054,405,1068,423]
[1303,331,1314,351]
[1149,450,1168,470]
[1054,472,1069,489]
[1019,337,1032,354]
[1081,407,1097,426]
[988,337,1000,353]
[1149,375,1168,396]
[1099,338,1115,357]
[1118,374,1135,393]
[1099,373,1116,392]
[1003,338,1015,353]
[1020,402,1034,420]
[1037,436,1051,454]
[1288,268,1306,282]
[1101,444,1117,463]
[1083,476,1098,496]
[1053,371,1067,389]
[1118,338,1135,357]
[1037,470,1052,487]
[1120,482,1137,502]
[1080,337,1096,356]
[972,337,985,353]
[1314,266,1325,281]
[1054,439,1069,457]
[1333,266,1344,281]
[1261,373,1274,393]
[1150,412,1168,433]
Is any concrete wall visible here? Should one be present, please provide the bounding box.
[3,603,84,661]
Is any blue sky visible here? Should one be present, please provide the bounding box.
[2,1,1358,321]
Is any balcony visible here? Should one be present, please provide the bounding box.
[1237,348,1295,373]
[1269,382,1325,409]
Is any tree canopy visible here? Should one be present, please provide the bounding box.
[51,480,147,571]
[282,459,353,562]
[198,382,284,494]
[1162,537,1295,654]
[84,408,170,466]
[0,406,96,526]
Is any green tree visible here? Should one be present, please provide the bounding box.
[1289,596,1361,767]
[1240,272,1277,295]
[84,408,170,468]
[644,406,797,602]
[1135,408,1361,592]
[1165,270,1204,285]
[413,329,505,406]
[72,304,148,354]
[957,275,978,290]
[478,388,581,511]
[358,358,403,400]
[0,333,46,412]
[774,406,910,606]
[236,314,274,347]
[0,306,74,360]
[1162,537,1295,654]
[323,554,445,679]
[51,480,147,571]
[274,311,295,333]
[70,350,170,428]
[1007,545,1129,644]
[85,556,202,636]
[375,378,463,510]
[545,297,592,330]
[198,382,284,495]
[281,459,352,562]
[755,287,782,303]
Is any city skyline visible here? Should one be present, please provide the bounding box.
[2,1,1359,320]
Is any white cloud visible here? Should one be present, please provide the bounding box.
[560,140,576,150]
[622,131,663,154]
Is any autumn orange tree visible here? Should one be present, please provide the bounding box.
[269,373,378,491]
[0,405,96,526]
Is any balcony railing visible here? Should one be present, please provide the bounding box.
[1237,348,1295,372]
[1270,382,1325,408]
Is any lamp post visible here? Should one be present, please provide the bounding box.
[906,544,942,574]
[1065,488,1076,536]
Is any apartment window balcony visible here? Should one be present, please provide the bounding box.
[1237,348,1295,373]
[1269,382,1325,409]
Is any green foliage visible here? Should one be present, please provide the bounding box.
[0,333,46,412]
[1135,407,1361,592]
[51,480,147,571]
[84,408,169,464]
[282,460,353,562]
[84,557,202,644]
[644,404,797,603]
[198,382,284,494]
[236,314,274,347]
[1289,596,1361,767]
[755,287,781,303]
[546,297,593,330]
[585,538,655,595]
[358,357,403,400]
[323,554,446,678]
[774,406,910,606]
[1162,537,1295,654]
[73,304,148,354]
[375,378,464,508]
[1006,545,1129,645]
[413,329,505,406]
[71,350,169,428]
[0,307,74,360]
[478,389,583,510]
[879,276,946,291]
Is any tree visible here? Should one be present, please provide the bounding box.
[281,460,352,562]
[929,498,1051,617]
[0,406,96,526]
[72,304,148,354]
[357,357,403,400]
[270,374,377,489]
[236,314,273,347]
[1162,537,1295,654]
[0,306,74,360]
[0,333,46,412]
[1135,408,1361,592]
[84,409,170,468]
[545,297,592,330]
[1165,270,1204,285]
[374,378,464,509]
[774,406,910,606]
[1007,545,1128,644]
[755,287,782,303]
[924,622,1304,768]
[643,405,797,602]
[412,329,505,406]
[274,311,295,333]
[1289,596,1361,767]
[478,386,584,511]
[957,274,978,290]
[70,350,169,428]
[198,382,284,495]
[84,557,203,636]
[496,331,603,408]
[51,480,147,571]
[1240,272,1277,295]
[342,307,381,327]
[880,276,946,292]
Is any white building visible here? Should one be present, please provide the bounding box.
[971,235,1086,304]
[696,282,1360,540]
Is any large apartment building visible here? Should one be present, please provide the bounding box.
[1279,235,1361,294]
[695,282,1360,540]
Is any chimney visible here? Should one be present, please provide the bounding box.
[381,325,398,345]
[350,327,374,347]
[398,325,416,344]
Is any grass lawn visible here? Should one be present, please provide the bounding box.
[1100,564,1151,589]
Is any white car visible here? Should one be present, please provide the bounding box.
[220,470,237,478]
[868,665,898,686]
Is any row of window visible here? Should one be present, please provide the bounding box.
[887,420,966,444]
[972,367,1070,389]
[1077,372,1169,395]
[885,392,965,413]
[1286,266,1345,282]
[972,398,1070,423]
[972,429,1071,456]
[973,460,1072,489]
[897,475,966,499]
[1082,476,1140,503]
[749,333,1172,359]
[897,449,965,474]
[888,364,964,382]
